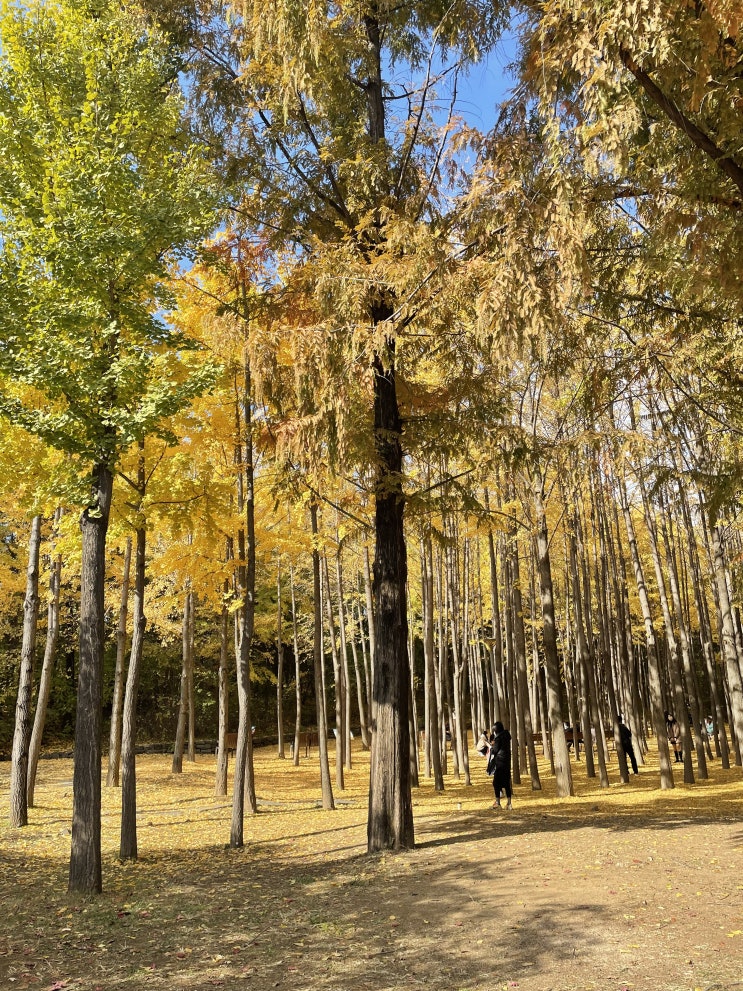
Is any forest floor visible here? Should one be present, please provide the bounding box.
[1,740,742,991]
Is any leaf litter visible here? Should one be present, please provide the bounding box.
[0,743,742,991]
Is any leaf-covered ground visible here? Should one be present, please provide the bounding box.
[1,741,742,991]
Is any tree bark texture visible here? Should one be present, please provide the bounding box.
[69,463,113,893]
[120,522,146,861]
[10,514,42,828]
[367,349,414,852]
[27,523,63,809]
[106,535,132,788]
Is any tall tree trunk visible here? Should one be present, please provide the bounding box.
[422,534,444,790]
[363,545,376,729]
[349,606,369,750]
[657,487,708,778]
[290,564,303,767]
[707,515,743,767]
[311,504,334,808]
[171,592,190,774]
[27,513,63,808]
[679,486,730,767]
[231,349,258,845]
[69,462,113,894]
[186,590,196,762]
[10,514,42,828]
[532,475,574,797]
[323,552,344,790]
[120,516,146,861]
[106,535,132,788]
[215,574,230,796]
[619,467,674,788]
[335,549,353,770]
[509,527,541,790]
[640,481,694,784]
[277,556,285,758]
[367,345,414,851]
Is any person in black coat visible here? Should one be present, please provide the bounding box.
[618,719,638,775]
[487,721,513,809]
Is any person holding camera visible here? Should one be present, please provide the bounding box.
[487,721,513,810]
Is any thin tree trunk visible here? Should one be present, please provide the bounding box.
[231,349,258,845]
[186,590,195,762]
[171,591,190,774]
[619,467,674,788]
[215,579,230,796]
[10,514,42,828]
[120,513,146,861]
[311,504,334,808]
[335,549,353,769]
[532,475,574,797]
[107,535,132,788]
[277,556,285,758]
[509,527,541,789]
[27,513,63,808]
[323,552,344,790]
[422,534,444,790]
[363,545,376,729]
[290,564,303,766]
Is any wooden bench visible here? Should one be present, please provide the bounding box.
[218,728,255,757]
[418,730,452,751]
[290,731,318,758]
[531,728,584,751]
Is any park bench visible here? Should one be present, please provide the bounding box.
[290,730,319,758]
[531,727,584,752]
[418,730,453,751]
[218,728,255,757]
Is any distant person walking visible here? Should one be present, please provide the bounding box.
[665,712,682,763]
[487,721,513,810]
[619,719,638,775]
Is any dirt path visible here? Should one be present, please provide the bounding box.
[1,746,742,991]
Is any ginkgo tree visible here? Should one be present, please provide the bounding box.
[0,0,219,891]
[178,0,509,853]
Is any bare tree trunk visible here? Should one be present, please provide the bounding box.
[367,340,414,851]
[422,534,444,790]
[10,514,42,828]
[363,545,376,729]
[311,504,334,808]
[532,476,574,797]
[231,349,258,845]
[619,468,674,788]
[657,487,708,778]
[640,481,694,784]
[323,552,344,790]
[707,516,743,767]
[107,535,132,788]
[349,609,369,750]
[172,591,190,774]
[277,556,285,758]
[570,519,609,787]
[215,579,230,796]
[335,549,353,769]
[186,590,196,762]
[290,564,302,767]
[508,526,541,790]
[69,462,113,894]
[120,514,146,861]
[27,512,63,808]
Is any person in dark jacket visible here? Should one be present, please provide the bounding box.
[618,719,638,775]
[487,721,513,809]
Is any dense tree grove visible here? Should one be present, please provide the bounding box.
[2,0,743,890]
